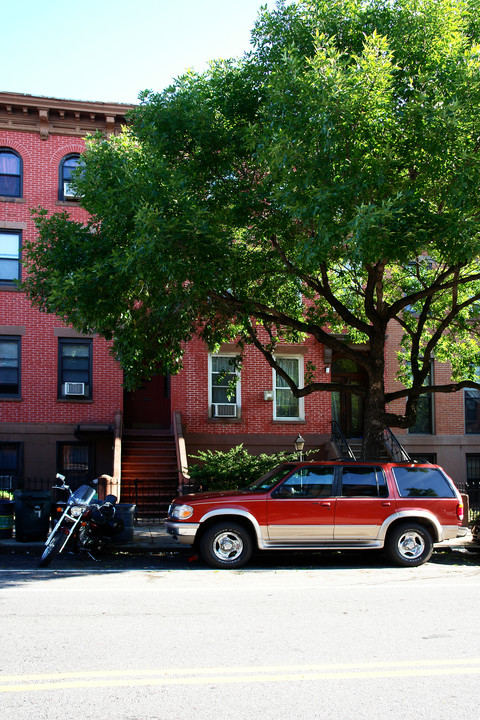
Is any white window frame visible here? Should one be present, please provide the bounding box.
[208,354,241,418]
[273,355,304,421]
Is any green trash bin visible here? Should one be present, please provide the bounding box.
[14,490,52,542]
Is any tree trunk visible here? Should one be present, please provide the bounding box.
[361,360,387,461]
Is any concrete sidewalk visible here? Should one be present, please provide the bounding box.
[0,522,180,554]
[0,524,477,556]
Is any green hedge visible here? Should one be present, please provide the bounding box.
[188,444,313,492]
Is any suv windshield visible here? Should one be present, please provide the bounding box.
[243,464,293,492]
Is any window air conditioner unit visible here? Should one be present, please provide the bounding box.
[65,382,86,396]
[63,181,77,199]
[212,403,237,418]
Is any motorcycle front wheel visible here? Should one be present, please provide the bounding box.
[39,530,67,568]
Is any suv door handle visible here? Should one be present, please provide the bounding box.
[381,502,391,506]
[313,501,331,507]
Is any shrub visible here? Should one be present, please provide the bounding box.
[188,444,315,492]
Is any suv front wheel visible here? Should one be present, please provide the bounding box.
[386,522,434,567]
[199,521,253,569]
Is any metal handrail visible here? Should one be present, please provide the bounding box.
[173,411,190,495]
[331,421,356,460]
[383,428,411,462]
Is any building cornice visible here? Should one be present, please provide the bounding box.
[0,91,135,140]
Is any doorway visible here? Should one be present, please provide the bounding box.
[331,356,368,438]
[123,374,171,430]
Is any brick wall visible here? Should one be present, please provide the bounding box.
[0,128,124,426]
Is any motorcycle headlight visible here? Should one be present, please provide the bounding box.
[70,506,84,518]
[170,504,193,520]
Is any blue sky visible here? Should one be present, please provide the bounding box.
[1,0,279,106]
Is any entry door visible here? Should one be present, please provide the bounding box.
[332,384,364,438]
[331,356,368,438]
[123,374,171,430]
[267,466,336,541]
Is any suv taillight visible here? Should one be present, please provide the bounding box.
[456,501,464,522]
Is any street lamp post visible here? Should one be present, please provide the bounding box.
[294,434,305,461]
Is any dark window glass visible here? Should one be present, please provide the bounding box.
[57,442,92,488]
[341,466,388,497]
[0,231,21,283]
[58,339,92,399]
[465,389,480,434]
[59,154,81,200]
[0,337,20,396]
[273,467,334,498]
[0,442,22,489]
[393,467,455,498]
[0,149,22,197]
[408,363,433,434]
[409,453,437,464]
[466,455,480,482]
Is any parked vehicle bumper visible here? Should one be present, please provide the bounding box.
[165,521,199,545]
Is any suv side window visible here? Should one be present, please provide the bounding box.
[392,467,455,498]
[273,467,334,498]
[341,466,388,497]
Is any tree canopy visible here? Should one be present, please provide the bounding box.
[23,0,480,457]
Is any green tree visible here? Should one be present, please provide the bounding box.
[23,0,480,459]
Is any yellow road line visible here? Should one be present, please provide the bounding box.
[1,659,480,693]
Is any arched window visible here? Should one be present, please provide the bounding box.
[0,149,22,198]
[59,154,81,201]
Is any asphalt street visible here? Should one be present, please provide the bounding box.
[1,544,479,720]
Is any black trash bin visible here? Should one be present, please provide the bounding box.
[112,504,136,544]
[14,490,52,542]
[0,500,14,540]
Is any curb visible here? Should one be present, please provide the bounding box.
[1,530,477,556]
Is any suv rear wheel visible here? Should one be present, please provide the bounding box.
[386,522,434,567]
[199,521,253,569]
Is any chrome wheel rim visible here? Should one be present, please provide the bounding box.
[398,530,425,560]
[213,531,243,562]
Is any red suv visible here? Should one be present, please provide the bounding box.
[166,461,466,568]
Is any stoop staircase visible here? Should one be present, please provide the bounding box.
[120,431,179,520]
[330,422,411,462]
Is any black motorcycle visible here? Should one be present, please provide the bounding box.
[39,474,124,567]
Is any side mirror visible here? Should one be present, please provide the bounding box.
[274,484,294,498]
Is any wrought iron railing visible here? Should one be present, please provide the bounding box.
[383,428,411,463]
[456,480,480,519]
[331,421,356,460]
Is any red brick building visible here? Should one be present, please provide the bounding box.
[1,91,479,515]
[0,93,129,498]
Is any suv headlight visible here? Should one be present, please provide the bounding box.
[170,504,193,520]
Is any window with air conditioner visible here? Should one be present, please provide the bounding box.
[58,338,92,400]
[209,355,240,418]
